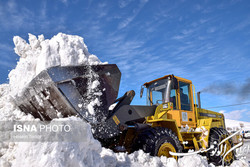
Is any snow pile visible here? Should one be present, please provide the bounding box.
[229,159,249,167]
[9,33,102,96]
[180,124,190,132]
[101,149,179,167]
[0,33,106,167]
[2,119,105,167]
[0,84,33,121]
[0,33,248,167]
[0,82,105,167]
[178,154,208,167]
[225,119,250,131]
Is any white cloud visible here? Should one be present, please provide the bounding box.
[207,27,216,33]
[7,0,17,12]
[220,109,247,120]
[233,16,250,31]
[0,43,12,51]
[40,1,47,19]
[0,1,35,30]
[0,60,16,68]
[182,29,193,35]
[96,2,108,18]
[172,35,185,40]
[60,0,68,5]
[0,0,68,33]
[118,0,134,8]
[118,0,148,29]
[199,19,208,24]
[194,4,202,11]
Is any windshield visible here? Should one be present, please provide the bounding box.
[147,78,171,105]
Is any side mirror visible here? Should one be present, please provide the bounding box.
[140,86,144,98]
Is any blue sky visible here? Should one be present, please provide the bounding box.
[0,0,249,122]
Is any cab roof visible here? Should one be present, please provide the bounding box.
[143,74,192,88]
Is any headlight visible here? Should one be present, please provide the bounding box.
[163,104,168,109]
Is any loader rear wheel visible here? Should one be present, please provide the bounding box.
[135,127,182,160]
[207,127,235,166]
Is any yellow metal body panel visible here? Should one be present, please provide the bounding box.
[193,136,199,151]
[197,108,225,129]
[112,115,120,125]
[167,110,196,127]
[196,108,226,148]
[196,118,212,148]
[146,103,183,142]
[180,131,202,150]
[169,77,197,128]
[147,119,184,142]
[174,76,192,84]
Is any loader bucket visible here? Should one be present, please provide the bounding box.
[14,64,121,123]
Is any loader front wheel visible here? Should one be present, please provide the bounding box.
[157,142,177,158]
[136,127,182,160]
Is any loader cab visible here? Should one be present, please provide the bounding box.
[143,75,196,127]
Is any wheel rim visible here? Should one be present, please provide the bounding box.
[157,142,177,160]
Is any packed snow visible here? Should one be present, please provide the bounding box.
[0,33,249,167]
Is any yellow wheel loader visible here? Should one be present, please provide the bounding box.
[14,64,237,166]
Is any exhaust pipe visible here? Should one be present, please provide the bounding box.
[197,92,201,108]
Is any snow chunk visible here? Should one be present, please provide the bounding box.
[230,159,249,167]
[0,158,10,167]
[91,80,100,89]
[178,154,208,167]
[101,149,179,167]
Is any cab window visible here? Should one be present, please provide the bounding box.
[179,81,191,110]
[170,89,178,109]
[146,79,168,105]
[152,91,163,104]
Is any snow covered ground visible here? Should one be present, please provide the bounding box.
[0,33,249,167]
[225,119,250,131]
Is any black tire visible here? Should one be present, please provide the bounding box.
[207,127,236,166]
[134,127,182,159]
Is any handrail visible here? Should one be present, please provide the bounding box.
[192,84,198,124]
